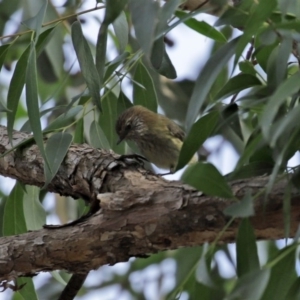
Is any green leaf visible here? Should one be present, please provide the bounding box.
[104,52,130,82]
[16,278,38,300]
[36,25,58,56]
[236,218,259,277]
[43,106,83,133]
[112,11,129,53]
[26,42,51,176]
[216,73,262,100]
[175,11,227,42]
[151,37,177,79]
[224,191,254,218]
[23,185,46,230]
[96,23,108,90]
[227,269,270,300]
[103,0,128,25]
[0,42,13,72]
[270,104,300,147]
[156,0,181,36]
[176,111,218,171]
[3,182,27,236]
[74,118,84,144]
[260,71,300,141]
[7,45,30,142]
[44,132,73,187]
[286,278,300,299]
[266,37,293,90]
[133,61,158,112]
[71,21,101,111]
[239,61,257,76]
[99,91,126,152]
[261,245,297,300]
[89,120,110,150]
[129,0,159,56]
[234,0,277,66]
[182,162,233,198]
[186,37,239,130]
[22,0,47,40]
[167,247,204,299]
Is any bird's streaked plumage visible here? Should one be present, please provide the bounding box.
[116,105,197,172]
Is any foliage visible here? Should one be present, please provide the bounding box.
[1,0,300,299]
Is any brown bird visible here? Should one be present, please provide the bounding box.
[115,105,198,173]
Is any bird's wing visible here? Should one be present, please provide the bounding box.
[167,121,185,141]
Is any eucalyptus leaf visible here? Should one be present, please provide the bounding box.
[234,0,277,66]
[7,45,30,142]
[16,277,38,300]
[236,217,260,277]
[182,162,233,198]
[112,11,129,53]
[89,120,110,150]
[23,185,46,230]
[227,269,270,300]
[44,132,73,187]
[26,42,51,176]
[43,106,83,133]
[224,191,254,218]
[22,0,47,40]
[175,11,227,42]
[186,37,239,130]
[177,111,218,171]
[133,61,158,112]
[129,0,159,56]
[71,21,101,111]
[216,73,262,100]
[3,182,27,236]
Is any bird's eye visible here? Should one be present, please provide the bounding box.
[125,123,131,130]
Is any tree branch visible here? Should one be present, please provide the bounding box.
[0,125,299,283]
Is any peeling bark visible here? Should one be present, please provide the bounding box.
[0,125,300,283]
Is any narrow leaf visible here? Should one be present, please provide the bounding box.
[182,162,233,198]
[186,37,239,130]
[3,182,27,236]
[112,11,129,53]
[260,71,300,140]
[234,0,277,66]
[16,278,38,300]
[261,245,297,300]
[133,61,158,112]
[26,42,51,175]
[22,0,47,39]
[236,218,259,277]
[176,111,218,171]
[44,132,73,187]
[103,0,128,25]
[43,106,83,133]
[96,23,108,90]
[129,0,159,55]
[227,269,270,300]
[71,21,101,111]
[175,11,227,42]
[216,73,262,100]
[7,45,30,142]
[23,185,46,230]
[224,191,254,218]
[89,120,110,150]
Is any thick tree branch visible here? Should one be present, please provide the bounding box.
[0,125,300,283]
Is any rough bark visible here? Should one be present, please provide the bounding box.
[0,125,300,283]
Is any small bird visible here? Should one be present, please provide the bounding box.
[115,105,198,173]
